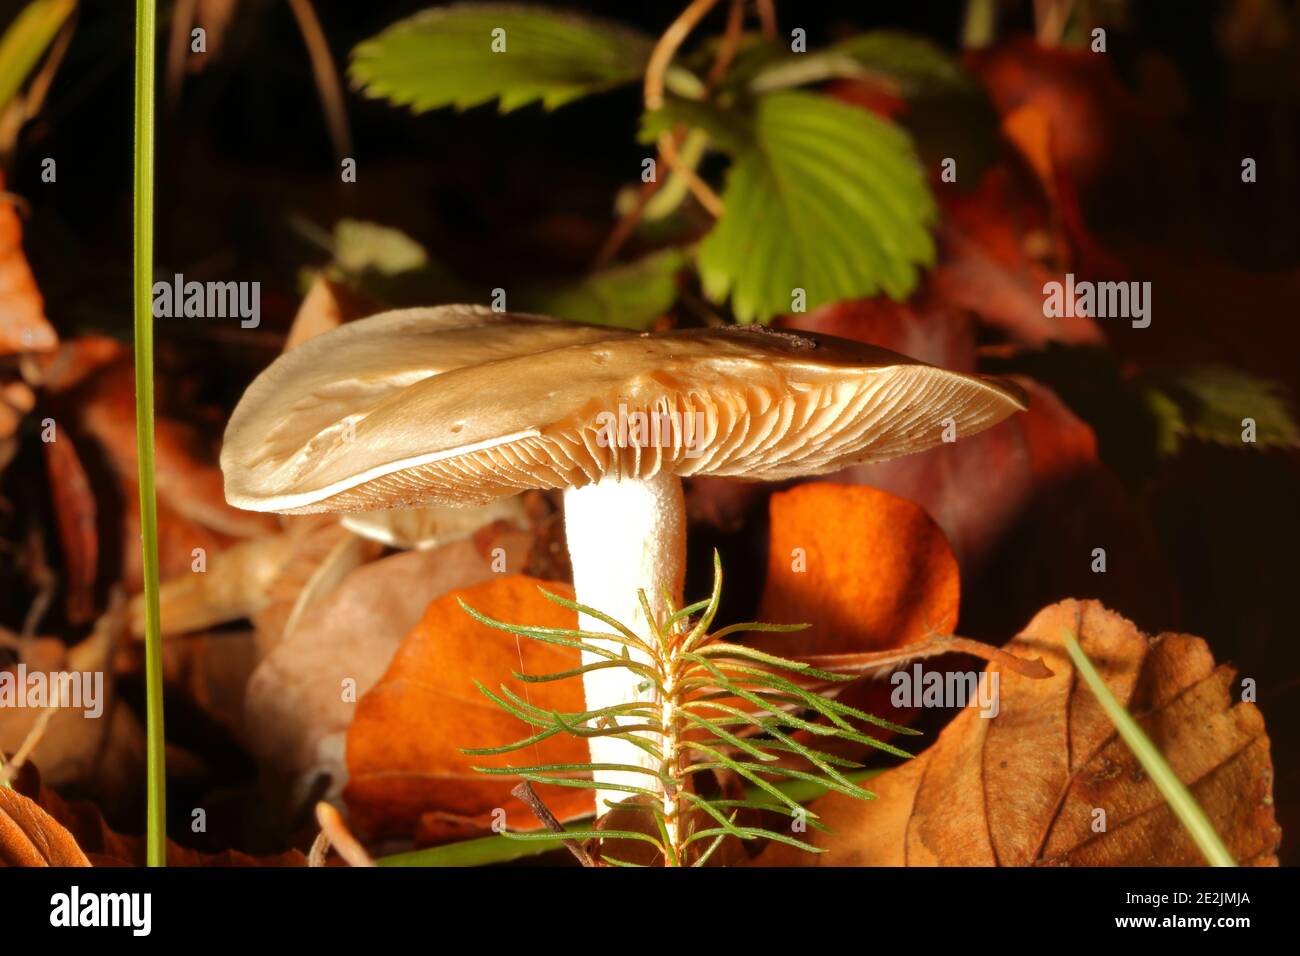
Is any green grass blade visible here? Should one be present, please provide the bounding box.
[133,0,165,869]
[0,0,76,115]
[1062,627,1236,867]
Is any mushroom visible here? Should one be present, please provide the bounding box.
[221,305,1026,814]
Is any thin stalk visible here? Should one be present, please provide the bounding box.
[133,0,166,868]
[1062,628,1235,867]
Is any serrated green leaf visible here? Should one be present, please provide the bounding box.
[0,0,75,116]
[1141,367,1300,453]
[515,249,688,329]
[746,32,998,186]
[697,91,936,322]
[350,3,653,114]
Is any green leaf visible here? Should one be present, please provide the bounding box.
[746,32,998,178]
[1141,367,1300,454]
[829,32,980,98]
[350,3,654,113]
[638,97,755,156]
[0,0,76,115]
[744,30,976,97]
[697,91,936,323]
[319,219,470,303]
[332,218,431,276]
[515,249,688,329]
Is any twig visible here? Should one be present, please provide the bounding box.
[755,0,777,39]
[312,802,376,867]
[656,133,723,217]
[307,830,329,867]
[285,0,353,162]
[795,633,1054,681]
[643,0,726,216]
[645,0,722,110]
[592,0,731,267]
[21,525,56,637]
[0,705,56,788]
[706,0,747,87]
[511,781,597,867]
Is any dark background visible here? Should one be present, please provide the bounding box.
[3,0,1298,863]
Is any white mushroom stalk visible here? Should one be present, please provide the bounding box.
[563,472,685,813]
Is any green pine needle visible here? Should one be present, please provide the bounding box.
[456,552,902,866]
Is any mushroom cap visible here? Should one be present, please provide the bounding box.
[222,305,1026,514]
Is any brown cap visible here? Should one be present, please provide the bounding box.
[222,306,1026,514]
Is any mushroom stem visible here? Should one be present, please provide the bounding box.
[563,472,685,815]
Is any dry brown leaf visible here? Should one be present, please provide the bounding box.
[756,599,1281,866]
[4,762,303,867]
[129,531,300,639]
[42,431,98,624]
[0,607,146,815]
[282,273,373,351]
[72,358,277,540]
[250,518,378,656]
[0,782,90,866]
[344,574,592,841]
[245,534,531,808]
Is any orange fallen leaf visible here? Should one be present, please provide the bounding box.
[757,599,1281,866]
[344,575,592,841]
[757,483,960,657]
[0,180,56,356]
